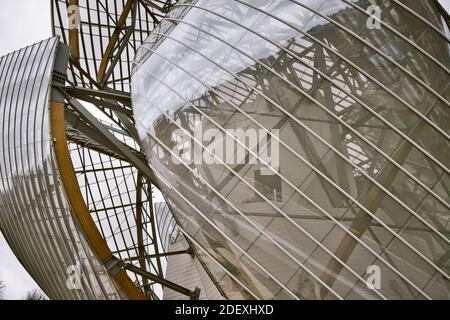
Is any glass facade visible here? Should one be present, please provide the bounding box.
[132,0,450,299]
[154,202,223,299]
[0,38,125,299]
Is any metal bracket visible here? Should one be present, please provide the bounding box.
[104,255,125,277]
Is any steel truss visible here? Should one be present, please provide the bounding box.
[51,0,201,300]
[48,0,449,300]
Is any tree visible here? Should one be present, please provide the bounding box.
[0,279,5,299]
[24,289,47,300]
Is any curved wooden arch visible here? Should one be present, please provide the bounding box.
[50,101,145,300]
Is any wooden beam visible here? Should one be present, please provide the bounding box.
[50,101,145,300]
[68,0,80,61]
[97,0,134,82]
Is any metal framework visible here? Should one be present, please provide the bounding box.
[132,0,450,299]
[0,0,449,300]
[47,0,203,299]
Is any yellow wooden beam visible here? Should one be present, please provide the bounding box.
[97,0,134,82]
[68,0,80,61]
[50,101,145,300]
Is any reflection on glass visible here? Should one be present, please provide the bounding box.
[155,202,223,299]
[132,0,450,300]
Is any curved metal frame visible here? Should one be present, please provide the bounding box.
[0,0,448,300]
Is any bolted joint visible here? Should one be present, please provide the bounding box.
[190,287,201,300]
[104,255,126,277]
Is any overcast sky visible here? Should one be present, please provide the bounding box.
[0,0,51,300]
[0,0,449,300]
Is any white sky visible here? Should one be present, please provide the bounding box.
[0,0,449,300]
[0,0,52,300]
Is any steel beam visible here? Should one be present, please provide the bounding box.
[123,262,200,299]
[124,248,193,262]
[98,0,136,83]
[65,95,157,185]
[65,86,132,106]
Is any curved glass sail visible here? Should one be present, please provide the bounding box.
[0,38,125,299]
[154,202,223,299]
[132,0,450,299]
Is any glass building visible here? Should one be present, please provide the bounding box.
[132,0,450,299]
[0,0,449,300]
